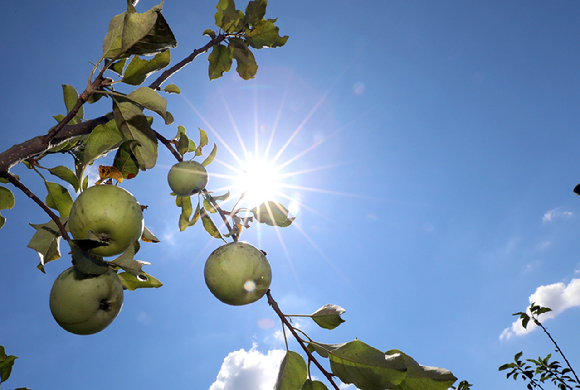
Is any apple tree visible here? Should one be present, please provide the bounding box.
[0,1,460,389]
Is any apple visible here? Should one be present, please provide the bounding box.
[167,160,208,197]
[49,266,124,335]
[204,241,272,306]
[68,185,144,257]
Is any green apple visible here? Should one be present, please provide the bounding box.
[49,266,124,335]
[167,160,208,197]
[68,185,144,257]
[204,241,272,306]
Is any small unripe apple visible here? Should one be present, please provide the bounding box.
[204,241,272,306]
[68,185,144,257]
[49,266,124,335]
[167,160,208,197]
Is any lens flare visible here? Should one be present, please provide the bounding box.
[244,280,256,292]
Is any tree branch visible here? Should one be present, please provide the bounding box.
[0,34,227,175]
[0,171,70,240]
[266,290,340,390]
[149,34,227,91]
[0,114,113,174]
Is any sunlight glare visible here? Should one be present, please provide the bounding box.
[234,155,281,208]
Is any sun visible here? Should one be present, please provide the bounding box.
[232,155,281,209]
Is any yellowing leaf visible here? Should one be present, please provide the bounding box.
[98,165,124,183]
[141,226,160,243]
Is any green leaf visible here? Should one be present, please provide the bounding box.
[309,340,407,390]
[177,196,193,231]
[244,18,288,49]
[102,2,176,59]
[43,135,85,154]
[204,192,229,214]
[251,201,295,227]
[82,119,124,167]
[201,143,218,166]
[245,0,267,25]
[88,91,105,104]
[127,86,172,125]
[310,341,456,390]
[196,128,209,156]
[311,304,346,330]
[201,208,223,239]
[113,140,140,179]
[0,186,15,229]
[388,349,457,390]
[208,44,233,80]
[62,84,84,124]
[203,29,216,39]
[177,132,190,157]
[113,100,159,170]
[118,271,163,290]
[274,351,307,390]
[44,181,73,218]
[53,114,66,123]
[70,240,110,276]
[122,50,171,85]
[215,0,242,32]
[163,83,181,94]
[0,346,18,384]
[229,38,258,80]
[174,124,187,139]
[108,58,128,76]
[190,199,201,227]
[28,219,64,272]
[110,240,150,279]
[301,379,328,390]
[203,197,217,213]
[48,165,79,192]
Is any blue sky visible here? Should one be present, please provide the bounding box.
[1,1,580,389]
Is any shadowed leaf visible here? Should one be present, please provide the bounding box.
[274,351,307,390]
[311,304,346,330]
[122,50,171,85]
[0,186,15,229]
[208,44,233,80]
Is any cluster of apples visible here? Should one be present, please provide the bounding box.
[50,184,144,335]
[168,160,272,306]
[50,161,271,335]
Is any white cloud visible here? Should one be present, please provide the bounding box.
[500,279,580,340]
[542,208,573,223]
[209,343,286,390]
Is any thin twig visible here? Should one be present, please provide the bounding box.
[267,290,340,390]
[0,171,70,241]
[201,189,238,241]
[533,316,580,386]
[149,34,228,91]
[154,130,182,162]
